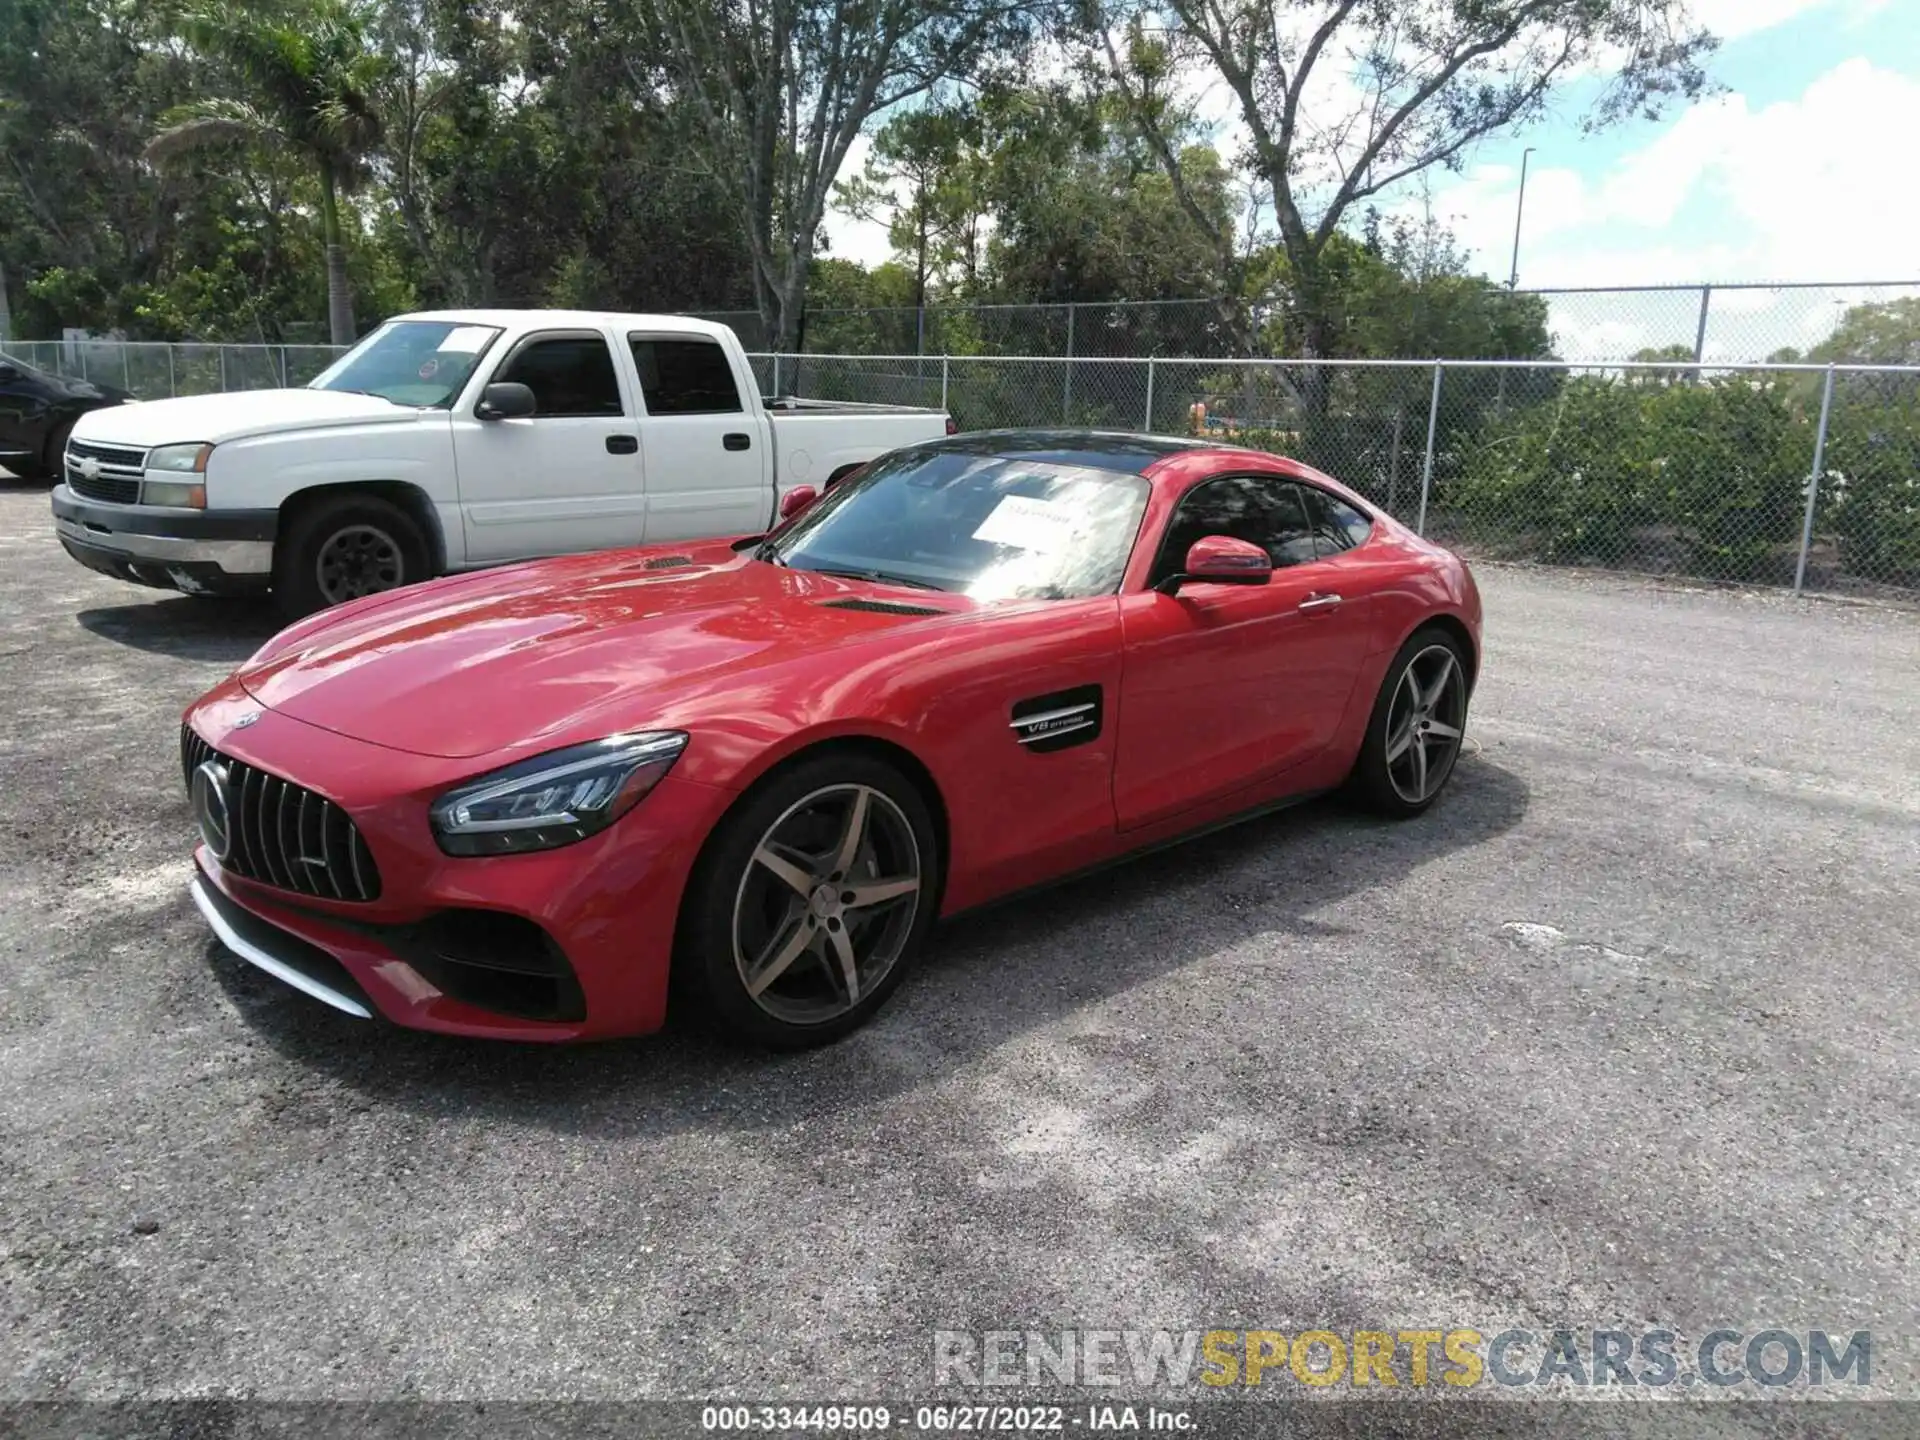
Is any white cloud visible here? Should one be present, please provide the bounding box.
[820,133,895,268]
[1424,59,1920,283]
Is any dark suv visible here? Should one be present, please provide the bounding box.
[0,350,130,480]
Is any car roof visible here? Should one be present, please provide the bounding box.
[911,429,1220,475]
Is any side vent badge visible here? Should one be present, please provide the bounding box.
[1009,685,1102,753]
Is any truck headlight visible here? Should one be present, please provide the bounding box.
[141,480,205,508]
[428,732,689,856]
[146,442,212,473]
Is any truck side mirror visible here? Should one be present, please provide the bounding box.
[475,382,536,420]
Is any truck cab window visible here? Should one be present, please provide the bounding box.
[629,338,744,416]
[494,337,624,417]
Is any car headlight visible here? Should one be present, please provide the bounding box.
[147,442,212,473]
[428,732,688,856]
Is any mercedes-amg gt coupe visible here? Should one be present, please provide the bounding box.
[180,430,1481,1047]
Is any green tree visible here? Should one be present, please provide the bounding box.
[146,0,389,344]
[639,0,1041,351]
[1097,0,1715,405]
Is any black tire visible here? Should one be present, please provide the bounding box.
[37,417,76,482]
[1350,625,1473,818]
[674,751,941,1049]
[274,493,429,620]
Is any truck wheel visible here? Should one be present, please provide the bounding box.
[275,494,428,620]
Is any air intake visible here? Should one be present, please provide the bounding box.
[644,555,695,570]
[818,598,943,617]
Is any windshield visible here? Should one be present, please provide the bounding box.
[309,320,503,407]
[765,449,1151,601]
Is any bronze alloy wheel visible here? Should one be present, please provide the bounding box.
[730,783,924,1026]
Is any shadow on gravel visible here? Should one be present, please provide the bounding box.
[209,753,1529,1137]
[77,596,281,663]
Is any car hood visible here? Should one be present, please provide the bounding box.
[72,387,419,446]
[237,545,978,759]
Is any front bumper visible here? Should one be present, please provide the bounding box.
[183,689,735,1041]
[52,485,275,595]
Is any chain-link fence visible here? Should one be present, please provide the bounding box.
[10,331,1914,600]
[2,339,345,395]
[692,282,1920,365]
[755,352,1920,600]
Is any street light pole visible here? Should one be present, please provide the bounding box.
[1507,147,1536,290]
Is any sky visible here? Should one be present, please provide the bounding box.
[822,0,1920,360]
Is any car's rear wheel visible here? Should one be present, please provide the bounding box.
[1351,626,1471,817]
[677,753,939,1048]
[276,493,428,619]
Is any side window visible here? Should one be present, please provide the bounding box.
[629,337,744,416]
[1151,476,1317,584]
[493,337,623,417]
[1301,486,1374,557]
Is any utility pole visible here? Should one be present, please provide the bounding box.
[1507,148,1536,290]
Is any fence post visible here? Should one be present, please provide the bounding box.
[1416,362,1444,535]
[278,345,289,387]
[940,355,950,413]
[1143,357,1156,432]
[167,345,176,398]
[1691,285,1712,368]
[1793,365,1837,595]
[121,346,131,393]
[771,352,782,398]
[218,347,228,393]
[1063,303,1075,421]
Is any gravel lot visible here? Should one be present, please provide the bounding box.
[3,472,1919,1423]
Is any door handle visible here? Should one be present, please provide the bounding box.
[605,434,638,455]
[723,432,752,451]
[1298,592,1343,613]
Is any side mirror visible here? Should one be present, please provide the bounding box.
[778,484,819,521]
[1157,535,1273,595]
[474,381,536,420]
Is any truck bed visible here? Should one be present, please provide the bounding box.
[762,395,942,416]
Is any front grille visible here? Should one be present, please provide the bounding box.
[66,439,146,504]
[181,727,382,902]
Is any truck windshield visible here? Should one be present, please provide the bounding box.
[763,449,1150,601]
[309,321,503,408]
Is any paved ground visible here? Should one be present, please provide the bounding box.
[3,473,1918,1422]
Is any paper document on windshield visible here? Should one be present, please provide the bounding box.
[436,326,495,354]
[971,495,1080,553]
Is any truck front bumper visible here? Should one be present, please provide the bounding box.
[52,485,276,596]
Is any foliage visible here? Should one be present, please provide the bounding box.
[1823,383,1920,583]
[1095,0,1715,389]
[1453,375,1806,579]
[636,0,1043,350]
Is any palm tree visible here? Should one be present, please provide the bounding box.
[147,0,386,345]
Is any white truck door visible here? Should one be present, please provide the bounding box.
[450,328,647,562]
[627,332,774,541]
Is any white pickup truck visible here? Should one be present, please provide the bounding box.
[51,309,950,615]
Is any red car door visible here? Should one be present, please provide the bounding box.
[1112,475,1374,831]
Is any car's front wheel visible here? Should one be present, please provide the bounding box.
[1351,625,1472,817]
[677,752,939,1048]
[276,493,429,619]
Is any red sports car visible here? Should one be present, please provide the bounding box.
[181,431,1481,1047]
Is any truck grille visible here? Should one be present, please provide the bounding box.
[181,727,382,902]
[65,440,147,504]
